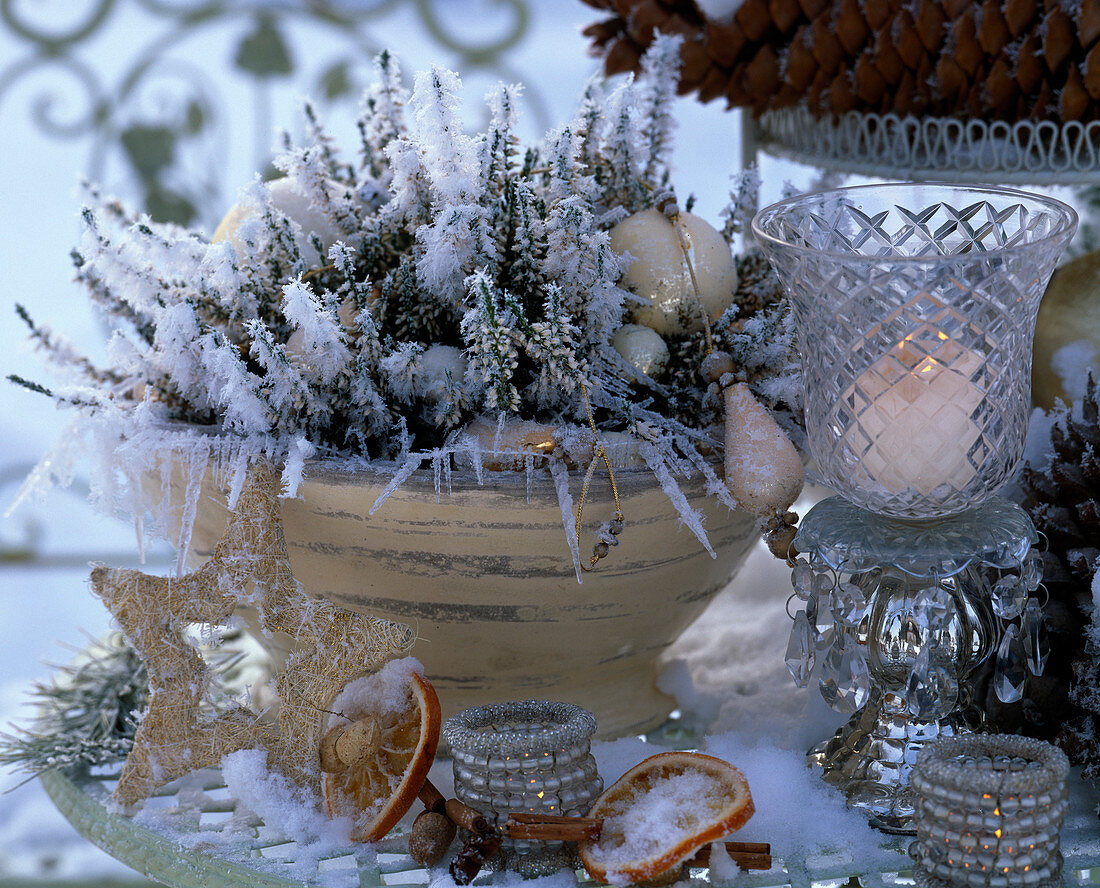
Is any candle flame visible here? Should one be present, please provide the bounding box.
[896,331,946,375]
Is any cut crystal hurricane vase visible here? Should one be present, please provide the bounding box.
[754,184,1076,833]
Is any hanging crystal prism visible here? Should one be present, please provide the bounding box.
[791,561,814,600]
[811,568,836,597]
[994,623,1028,703]
[786,609,815,688]
[911,585,957,638]
[905,645,959,719]
[1021,597,1049,676]
[819,633,871,714]
[831,582,867,628]
[1021,550,1043,592]
[991,574,1027,620]
[806,594,826,648]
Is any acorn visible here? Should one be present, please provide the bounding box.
[319,724,345,774]
[408,810,457,866]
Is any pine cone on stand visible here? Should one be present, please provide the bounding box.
[581,0,1100,122]
[996,376,1100,771]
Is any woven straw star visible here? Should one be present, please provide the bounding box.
[91,461,413,808]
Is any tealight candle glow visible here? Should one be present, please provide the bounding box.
[846,327,986,499]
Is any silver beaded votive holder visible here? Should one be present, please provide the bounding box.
[910,734,1070,888]
[442,700,603,877]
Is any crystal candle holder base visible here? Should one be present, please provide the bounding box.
[789,497,1046,834]
[442,700,603,877]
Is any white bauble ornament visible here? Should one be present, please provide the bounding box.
[596,431,648,468]
[213,175,351,265]
[337,297,358,330]
[609,209,738,336]
[285,328,308,363]
[612,324,670,378]
[461,417,559,471]
[723,382,803,518]
[1033,249,1100,409]
[284,298,359,363]
[416,345,468,403]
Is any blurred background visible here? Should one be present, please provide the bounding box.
[0,2,805,882]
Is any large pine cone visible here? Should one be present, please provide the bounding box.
[994,375,1100,759]
[581,0,1100,122]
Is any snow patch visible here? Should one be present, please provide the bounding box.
[694,0,747,22]
[221,748,352,846]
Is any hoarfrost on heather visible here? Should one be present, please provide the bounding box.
[14,37,801,562]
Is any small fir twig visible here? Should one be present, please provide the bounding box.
[7,374,53,398]
[0,635,148,785]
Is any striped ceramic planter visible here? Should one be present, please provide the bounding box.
[188,460,758,739]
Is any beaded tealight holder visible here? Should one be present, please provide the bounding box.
[910,734,1070,888]
[442,700,603,877]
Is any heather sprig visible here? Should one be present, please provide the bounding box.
[14,36,799,554]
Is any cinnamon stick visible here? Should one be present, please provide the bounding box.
[501,814,771,871]
[417,778,489,833]
[722,842,770,854]
[418,778,446,814]
[446,798,489,835]
[504,813,603,842]
[686,841,773,871]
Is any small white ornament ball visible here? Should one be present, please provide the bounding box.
[609,209,738,337]
[284,299,359,363]
[213,175,351,265]
[612,323,670,378]
[415,345,468,403]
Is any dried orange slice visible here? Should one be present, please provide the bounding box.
[321,657,441,842]
[579,751,754,885]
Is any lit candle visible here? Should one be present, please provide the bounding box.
[845,326,986,498]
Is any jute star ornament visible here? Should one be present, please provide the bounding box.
[91,461,413,809]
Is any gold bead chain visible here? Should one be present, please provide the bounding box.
[574,380,625,572]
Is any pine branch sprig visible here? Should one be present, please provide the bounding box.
[0,635,148,782]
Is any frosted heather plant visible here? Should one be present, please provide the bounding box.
[12,40,799,560]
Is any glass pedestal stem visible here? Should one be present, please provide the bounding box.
[787,497,1045,834]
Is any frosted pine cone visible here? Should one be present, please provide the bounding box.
[582,0,1100,122]
[990,375,1100,754]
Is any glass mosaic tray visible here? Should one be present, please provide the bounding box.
[40,761,1100,888]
